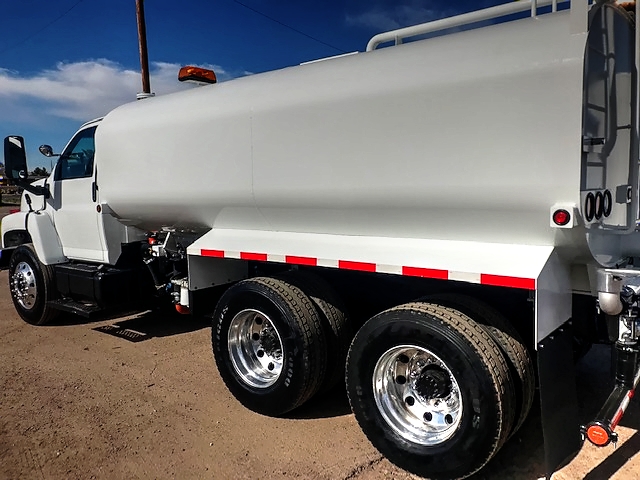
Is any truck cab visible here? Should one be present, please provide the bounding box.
[2,119,149,321]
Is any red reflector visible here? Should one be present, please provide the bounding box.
[338,260,377,272]
[285,255,318,266]
[553,209,571,226]
[201,249,225,258]
[402,266,448,280]
[480,274,535,290]
[240,252,268,261]
[586,425,610,446]
[9,209,20,214]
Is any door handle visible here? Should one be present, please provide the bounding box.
[91,181,97,202]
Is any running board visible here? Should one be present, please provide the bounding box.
[48,299,102,318]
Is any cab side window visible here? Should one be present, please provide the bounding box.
[55,126,97,181]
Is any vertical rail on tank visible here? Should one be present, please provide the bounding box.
[532,0,538,17]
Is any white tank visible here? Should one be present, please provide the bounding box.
[97,8,604,261]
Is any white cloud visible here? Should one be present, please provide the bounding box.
[0,59,242,123]
[346,1,454,31]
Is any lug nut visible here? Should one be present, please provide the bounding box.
[396,375,406,385]
[423,412,432,422]
[405,396,415,406]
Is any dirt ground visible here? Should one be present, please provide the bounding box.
[0,206,638,479]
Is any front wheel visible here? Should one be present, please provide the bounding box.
[8,245,59,325]
[346,302,515,480]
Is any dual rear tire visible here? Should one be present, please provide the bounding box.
[212,278,533,479]
[212,274,350,416]
[346,302,519,479]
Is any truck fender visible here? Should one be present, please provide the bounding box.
[26,212,67,265]
[1,211,31,248]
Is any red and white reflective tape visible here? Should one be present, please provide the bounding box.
[200,249,535,290]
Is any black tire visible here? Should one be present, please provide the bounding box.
[8,244,59,326]
[346,302,515,480]
[276,270,352,392]
[211,277,327,416]
[425,293,535,436]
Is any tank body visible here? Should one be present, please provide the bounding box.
[97,10,587,251]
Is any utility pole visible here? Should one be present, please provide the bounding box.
[136,0,153,99]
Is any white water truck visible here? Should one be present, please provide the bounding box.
[3,0,640,477]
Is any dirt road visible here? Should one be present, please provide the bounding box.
[0,225,638,479]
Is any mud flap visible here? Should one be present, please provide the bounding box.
[537,319,583,479]
[0,247,16,269]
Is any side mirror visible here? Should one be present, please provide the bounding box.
[3,135,50,198]
[3,136,28,182]
[39,145,56,157]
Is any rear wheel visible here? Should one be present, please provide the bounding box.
[346,302,515,480]
[276,270,352,392]
[211,277,327,415]
[425,294,535,436]
[8,245,59,325]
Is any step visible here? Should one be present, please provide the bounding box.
[48,299,102,318]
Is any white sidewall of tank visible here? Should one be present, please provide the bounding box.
[97,11,587,249]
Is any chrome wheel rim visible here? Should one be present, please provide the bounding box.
[10,261,38,310]
[227,309,284,388]
[373,345,463,445]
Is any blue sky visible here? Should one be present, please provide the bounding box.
[1,0,507,169]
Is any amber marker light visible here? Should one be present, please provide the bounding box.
[178,66,217,84]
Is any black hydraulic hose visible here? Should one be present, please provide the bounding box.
[143,257,163,287]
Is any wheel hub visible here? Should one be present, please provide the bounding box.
[414,365,452,400]
[10,261,37,310]
[227,309,284,388]
[259,326,281,356]
[373,345,463,446]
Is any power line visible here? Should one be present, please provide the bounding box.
[230,0,347,54]
[0,0,85,56]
